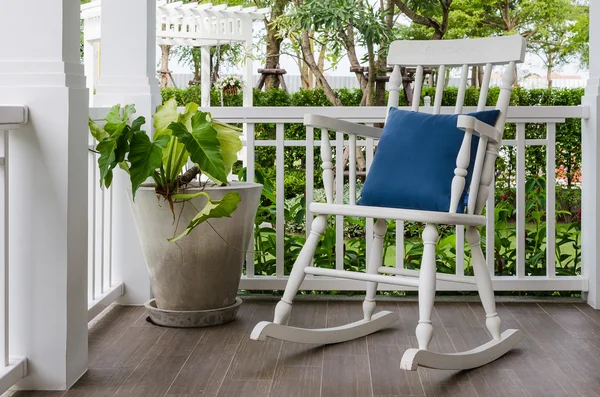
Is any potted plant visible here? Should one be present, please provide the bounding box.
[89,98,262,327]
[215,75,243,96]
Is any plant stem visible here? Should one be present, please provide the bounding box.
[165,136,176,186]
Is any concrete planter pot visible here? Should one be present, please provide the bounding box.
[128,182,262,326]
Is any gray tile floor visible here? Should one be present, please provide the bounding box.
[8,299,600,397]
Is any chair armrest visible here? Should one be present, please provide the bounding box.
[304,114,383,139]
[457,115,501,144]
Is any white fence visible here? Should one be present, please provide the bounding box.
[0,106,28,395]
[87,105,590,297]
[204,105,589,292]
[87,108,124,321]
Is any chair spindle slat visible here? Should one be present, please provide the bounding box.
[474,62,516,215]
[433,65,446,114]
[477,63,493,111]
[388,66,402,113]
[412,65,424,111]
[455,64,469,114]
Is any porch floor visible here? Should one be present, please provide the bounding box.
[9,299,600,397]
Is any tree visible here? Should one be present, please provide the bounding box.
[450,0,585,86]
[528,18,578,87]
[394,0,453,40]
[255,0,289,89]
[280,0,391,106]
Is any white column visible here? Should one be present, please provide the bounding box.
[94,0,161,305]
[84,40,96,105]
[201,46,211,107]
[583,0,600,308]
[0,0,88,389]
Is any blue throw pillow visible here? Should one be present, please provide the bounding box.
[359,108,500,213]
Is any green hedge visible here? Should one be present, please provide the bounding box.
[162,86,584,198]
[161,86,584,108]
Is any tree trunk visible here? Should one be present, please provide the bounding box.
[159,45,173,88]
[471,65,477,87]
[339,25,368,103]
[547,64,553,88]
[314,44,327,89]
[300,29,342,106]
[263,0,287,90]
[191,48,201,86]
[365,41,376,106]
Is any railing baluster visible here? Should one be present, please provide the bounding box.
[0,129,8,366]
[396,221,404,269]
[516,123,526,279]
[335,132,344,270]
[365,136,374,264]
[546,122,556,278]
[276,123,285,278]
[245,122,255,278]
[305,126,314,238]
[108,186,114,288]
[88,145,96,303]
[349,134,356,205]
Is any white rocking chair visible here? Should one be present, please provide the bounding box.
[251,36,526,371]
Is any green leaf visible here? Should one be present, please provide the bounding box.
[89,118,109,141]
[131,116,146,132]
[168,192,241,242]
[123,104,136,121]
[96,138,117,188]
[104,104,122,126]
[169,112,228,184]
[212,119,243,176]
[153,97,179,134]
[128,131,170,199]
[178,102,199,130]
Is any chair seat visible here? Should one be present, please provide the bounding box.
[309,202,486,226]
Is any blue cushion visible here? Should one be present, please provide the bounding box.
[359,108,500,213]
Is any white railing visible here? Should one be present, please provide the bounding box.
[88,104,590,295]
[0,106,28,394]
[87,107,124,321]
[203,105,590,292]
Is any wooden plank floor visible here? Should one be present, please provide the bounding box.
[7,300,600,397]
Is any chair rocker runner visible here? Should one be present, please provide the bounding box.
[251,36,526,371]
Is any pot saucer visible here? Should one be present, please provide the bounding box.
[145,297,242,328]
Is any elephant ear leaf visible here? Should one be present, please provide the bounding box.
[168,192,241,242]
[169,112,228,185]
[96,138,118,188]
[128,131,170,199]
[89,117,109,142]
[212,119,242,176]
[153,97,179,134]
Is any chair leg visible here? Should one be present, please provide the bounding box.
[363,219,387,321]
[400,226,523,371]
[416,223,438,350]
[466,226,501,341]
[272,215,328,325]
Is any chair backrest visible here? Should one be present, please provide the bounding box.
[385,35,526,216]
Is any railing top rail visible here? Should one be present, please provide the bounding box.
[89,105,589,123]
[0,106,28,128]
